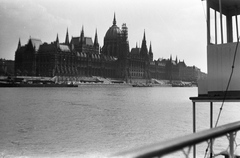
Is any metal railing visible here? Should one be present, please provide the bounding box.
[111,121,240,158]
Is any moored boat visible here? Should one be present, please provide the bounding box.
[0,82,78,87]
[0,77,78,87]
[171,81,192,87]
[132,83,152,87]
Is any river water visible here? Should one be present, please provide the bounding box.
[0,86,240,158]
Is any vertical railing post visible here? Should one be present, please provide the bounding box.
[229,132,234,158]
[193,102,196,133]
[210,102,213,157]
[210,102,213,128]
[193,101,196,158]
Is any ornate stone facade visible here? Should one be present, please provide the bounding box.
[14,14,205,82]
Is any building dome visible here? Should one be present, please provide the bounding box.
[104,13,121,40]
[105,25,121,40]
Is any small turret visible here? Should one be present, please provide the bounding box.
[65,28,69,45]
[149,42,153,61]
[56,33,59,43]
[94,29,99,48]
[149,42,152,54]
[143,30,146,41]
[17,38,21,50]
[80,26,84,44]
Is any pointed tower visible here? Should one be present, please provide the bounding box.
[149,41,153,61]
[94,29,99,53]
[56,34,59,43]
[167,54,173,81]
[65,28,69,45]
[55,34,60,48]
[17,38,21,50]
[140,30,148,58]
[94,29,99,46]
[80,26,84,44]
[113,12,116,25]
[175,56,178,64]
[149,42,152,53]
[143,30,146,41]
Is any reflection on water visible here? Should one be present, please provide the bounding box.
[0,86,239,157]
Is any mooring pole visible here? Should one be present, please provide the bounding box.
[193,101,196,158]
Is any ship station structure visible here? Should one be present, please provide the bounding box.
[14,14,206,83]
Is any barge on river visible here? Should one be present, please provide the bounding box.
[0,76,78,87]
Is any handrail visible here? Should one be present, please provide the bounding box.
[111,121,240,158]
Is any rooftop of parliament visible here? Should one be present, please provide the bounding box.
[13,14,206,82]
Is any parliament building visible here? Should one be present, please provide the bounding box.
[15,14,205,82]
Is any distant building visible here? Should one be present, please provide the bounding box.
[0,59,14,76]
[15,38,42,76]
[14,14,205,82]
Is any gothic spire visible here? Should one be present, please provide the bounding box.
[80,25,84,43]
[65,28,69,45]
[175,56,178,64]
[94,28,99,47]
[81,25,84,37]
[17,38,21,50]
[56,33,59,43]
[143,29,146,42]
[141,30,147,46]
[140,30,148,57]
[113,13,116,25]
[149,41,152,54]
[149,41,153,61]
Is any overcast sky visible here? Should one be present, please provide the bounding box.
[0,0,207,72]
